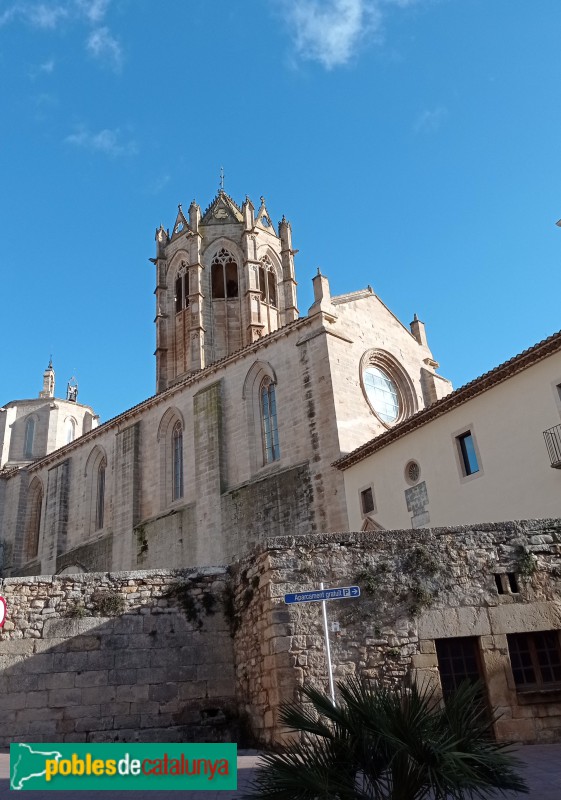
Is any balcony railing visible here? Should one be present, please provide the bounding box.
[544,424,561,469]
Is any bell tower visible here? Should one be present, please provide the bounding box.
[152,185,299,393]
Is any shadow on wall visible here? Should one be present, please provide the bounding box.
[0,584,238,745]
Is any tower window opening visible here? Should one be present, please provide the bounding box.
[175,274,190,313]
[211,248,238,299]
[259,257,278,308]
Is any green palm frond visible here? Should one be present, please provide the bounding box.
[245,678,528,800]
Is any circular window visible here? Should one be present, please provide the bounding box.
[363,366,400,424]
[360,349,417,428]
[405,460,421,484]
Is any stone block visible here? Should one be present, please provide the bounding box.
[489,602,561,634]
[66,635,101,651]
[81,685,116,705]
[113,650,149,669]
[27,720,58,736]
[108,668,138,685]
[48,688,83,707]
[25,690,49,708]
[148,683,178,703]
[178,682,207,701]
[75,670,109,688]
[495,717,537,742]
[2,692,28,711]
[43,672,75,690]
[74,716,114,733]
[418,607,491,639]
[112,615,144,635]
[114,684,149,703]
[53,652,89,672]
[43,617,108,638]
[114,714,141,729]
[86,651,115,670]
[63,704,101,719]
[6,674,42,693]
[0,639,35,655]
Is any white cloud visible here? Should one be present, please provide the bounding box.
[86,26,123,71]
[75,0,110,24]
[277,0,423,69]
[0,2,69,29]
[65,126,137,157]
[414,106,447,134]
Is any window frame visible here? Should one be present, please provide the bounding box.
[359,484,376,516]
[172,420,184,501]
[507,631,561,692]
[211,248,238,300]
[260,377,280,465]
[258,256,278,308]
[95,458,106,531]
[452,424,483,482]
[24,417,35,458]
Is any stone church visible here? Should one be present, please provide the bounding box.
[0,187,452,577]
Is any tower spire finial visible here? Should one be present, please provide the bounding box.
[219,166,224,192]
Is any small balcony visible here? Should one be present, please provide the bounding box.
[544,424,561,469]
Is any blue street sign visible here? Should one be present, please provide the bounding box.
[284,586,360,604]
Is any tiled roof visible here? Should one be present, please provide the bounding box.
[334,328,561,470]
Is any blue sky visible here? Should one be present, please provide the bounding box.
[2,0,561,423]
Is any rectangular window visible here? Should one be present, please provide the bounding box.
[360,487,375,515]
[457,431,479,475]
[435,637,483,696]
[508,631,561,690]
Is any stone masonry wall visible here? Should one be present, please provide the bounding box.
[232,520,561,745]
[0,569,236,745]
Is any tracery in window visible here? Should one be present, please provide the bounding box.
[24,417,35,458]
[258,256,277,308]
[211,248,238,299]
[172,421,184,501]
[261,377,280,463]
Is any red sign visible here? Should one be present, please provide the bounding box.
[0,595,6,628]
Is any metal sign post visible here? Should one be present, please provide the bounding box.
[284,584,360,707]
[320,582,336,705]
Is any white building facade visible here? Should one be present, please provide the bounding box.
[337,331,561,531]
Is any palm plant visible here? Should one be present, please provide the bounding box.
[246,678,528,800]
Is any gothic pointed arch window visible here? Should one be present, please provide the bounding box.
[211,248,238,299]
[157,408,186,508]
[259,256,278,308]
[85,446,109,535]
[260,377,280,464]
[95,458,106,531]
[174,263,190,313]
[172,421,184,501]
[24,417,35,458]
[23,478,43,563]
